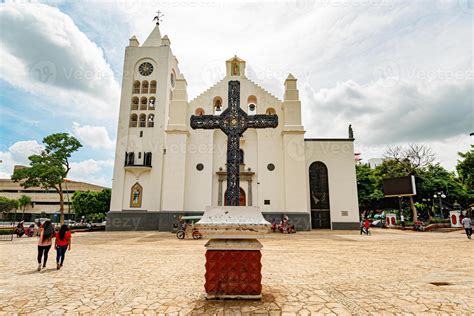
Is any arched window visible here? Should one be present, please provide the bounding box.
[309,162,330,210]
[170,70,176,88]
[131,97,139,110]
[195,108,205,116]
[147,114,155,127]
[150,80,157,93]
[266,107,276,115]
[213,96,223,115]
[133,81,140,94]
[144,152,152,166]
[139,114,146,127]
[247,95,257,114]
[125,152,135,166]
[130,182,143,208]
[141,81,149,94]
[129,114,138,127]
[148,97,156,110]
[140,97,147,110]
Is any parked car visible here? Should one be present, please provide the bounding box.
[64,220,77,226]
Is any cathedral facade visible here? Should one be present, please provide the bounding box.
[107,25,359,231]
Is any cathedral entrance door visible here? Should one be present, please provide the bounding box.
[224,187,246,206]
[239,188,246,206]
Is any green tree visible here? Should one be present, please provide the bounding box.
[356,164,384,213]
[418,164,469,203]
[457,145,474,191]
[71,188,111,222]
[0,197,19,213]
[18,195,32,219]
[11,133,82,224]
[383,144,435,222]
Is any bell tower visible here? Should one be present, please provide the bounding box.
[109,20,185,229]
[281,74,307,213]
[226,56,246,77]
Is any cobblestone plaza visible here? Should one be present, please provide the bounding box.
[0,229,472,315]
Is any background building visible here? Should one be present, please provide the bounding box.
[0,170,106,221]
[368,158,385,169]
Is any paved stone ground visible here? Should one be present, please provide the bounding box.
[0,229,473,315]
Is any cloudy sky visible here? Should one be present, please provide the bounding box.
[0,0,472,186]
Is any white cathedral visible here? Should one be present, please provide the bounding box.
[108,24,360,231]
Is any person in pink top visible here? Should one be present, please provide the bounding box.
[37,220,54,271]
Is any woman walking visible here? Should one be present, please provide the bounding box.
[37,220,54,271]
[55,224,72,269]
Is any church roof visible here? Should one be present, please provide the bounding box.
[142,25,162,47]
[226,55,245,62]
[189,76,281,104]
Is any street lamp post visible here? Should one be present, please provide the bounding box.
[422,198,432,219]
[433,192,446,218]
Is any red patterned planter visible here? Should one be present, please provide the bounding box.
[204,239,263,299]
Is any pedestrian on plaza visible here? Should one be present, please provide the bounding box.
[363,219,371,235]
[55,224,72,269]
[461,216,472,239]
[360,219,365,235]
[400,214,405,230]
[37,220,54,271]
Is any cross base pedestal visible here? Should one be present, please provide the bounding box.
[204,239,263,300]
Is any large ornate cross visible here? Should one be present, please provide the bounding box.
[190,80,278,206]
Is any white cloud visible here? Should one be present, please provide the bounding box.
[72,122,115,150]
[0,3,120,119]
[0,1,471,178]
[0,140,43,178]
[303,77,473,170]
[304,78,473,144]
[68,159,114,187]
[0,140,113,187]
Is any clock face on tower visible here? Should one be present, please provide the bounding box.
[138,62,153,76]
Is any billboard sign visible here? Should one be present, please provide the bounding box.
[383,175,416,197]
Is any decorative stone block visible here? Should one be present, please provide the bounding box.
[204,239,263,299]
[449,211,462,228]
[385,214,397,227]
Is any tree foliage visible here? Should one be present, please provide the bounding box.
[384,144,435,175]
[457,145,474,191]
[18,195,32,218]
[382,145,436,222]
[71,189,111,222]
[356,144,473,222]
[356,164,384,211]
[0,197,19,213]
[11,133,82,224]
[18,195,32,210]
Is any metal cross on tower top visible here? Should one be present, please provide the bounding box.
[153,11,164,25]
[190,80,278,206]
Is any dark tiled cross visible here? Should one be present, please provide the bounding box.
[190,80,278,206]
